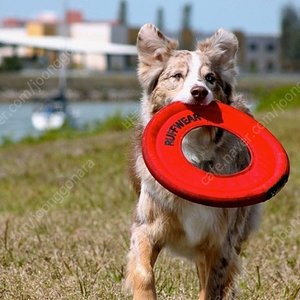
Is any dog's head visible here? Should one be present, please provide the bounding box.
[137,23,238,116]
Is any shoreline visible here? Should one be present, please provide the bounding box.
[0,72,141,102]
[1,71,300,103]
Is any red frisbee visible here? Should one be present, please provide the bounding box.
[142,101,289,207]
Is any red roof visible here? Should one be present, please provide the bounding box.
[2,17,25,27]
[66,11,84,23]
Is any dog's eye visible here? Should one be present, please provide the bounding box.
[173,73,183,80]
[205,73,215,84]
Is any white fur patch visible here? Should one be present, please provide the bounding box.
[177,201,223,247]
[174,52,213,105]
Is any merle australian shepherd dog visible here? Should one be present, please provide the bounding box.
[126,23,261,300]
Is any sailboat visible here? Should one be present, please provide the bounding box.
[31,2,75,131]
[31,90,70,131]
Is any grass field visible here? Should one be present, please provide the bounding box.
[0,104,300,299]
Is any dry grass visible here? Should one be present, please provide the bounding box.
[0,108,300,299]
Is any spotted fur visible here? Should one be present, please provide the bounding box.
[126,23,261,300]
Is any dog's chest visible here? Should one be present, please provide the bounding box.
[176,202,224,247]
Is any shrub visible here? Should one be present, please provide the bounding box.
[0,56,23,72]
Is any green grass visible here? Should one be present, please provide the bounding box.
[256,84,300,111]
[1,112,131,147]
[0,106,300,299]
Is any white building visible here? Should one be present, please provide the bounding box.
[0,28,27,65]
[70,22,131,71]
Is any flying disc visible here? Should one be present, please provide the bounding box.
[142,101,289,207]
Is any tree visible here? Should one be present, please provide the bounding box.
[118,0,127,25]
[180,3,193,50]
[156,7,165,31]
[182,3,192,30]
[281,4,300,71]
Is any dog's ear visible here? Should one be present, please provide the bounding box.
[198,29,238,86]
[137,23,178,94]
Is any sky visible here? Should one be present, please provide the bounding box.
[0,0,298,35]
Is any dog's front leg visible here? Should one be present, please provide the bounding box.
[126,223,160,300]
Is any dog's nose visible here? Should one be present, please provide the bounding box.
[190,86,208,102]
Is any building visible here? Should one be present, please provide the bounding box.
[70,22,133,71]
[171,30,281,74]
[0,11,137,72]
[66,11,84,24]
[0,28,27,66]
[1,17,25,28]
[239,34,281,73]
[26,21,57,61]
[0,11,281,73]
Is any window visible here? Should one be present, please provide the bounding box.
[249,43,258,51]
[266,43,275,52]
[266,61,275,72]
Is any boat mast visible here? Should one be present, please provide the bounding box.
[59,0,68,95]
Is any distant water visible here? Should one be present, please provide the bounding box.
[0,101,139,144]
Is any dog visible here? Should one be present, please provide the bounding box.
[126,23,262,300]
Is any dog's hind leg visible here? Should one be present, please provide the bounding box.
[199,209,250,300]
[197,246,240,300]
[126,223,160,300]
